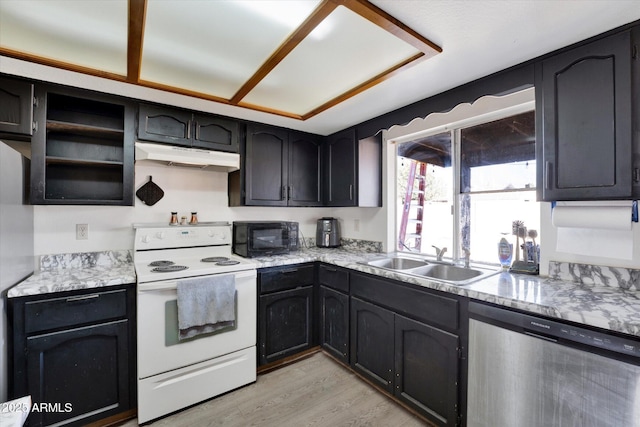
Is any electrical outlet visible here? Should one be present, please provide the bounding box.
[354,219,360,232]
[76,224,88,240]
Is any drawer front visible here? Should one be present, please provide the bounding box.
[318,264,349,293]
[24,289,128,334]
[259,264,315,294]
[351,272,459,331]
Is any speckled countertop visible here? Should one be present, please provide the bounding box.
[8,246,639,340]
[7,250,136,298]
[251,246,640,339]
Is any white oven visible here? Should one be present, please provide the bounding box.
[133,223,257,424]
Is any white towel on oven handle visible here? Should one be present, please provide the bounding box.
[176,274,236,340]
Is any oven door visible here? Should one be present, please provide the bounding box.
[137,269,257,379]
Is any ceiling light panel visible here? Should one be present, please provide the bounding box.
[241,5,421,115]
[141,0,321,99]
[0,0,128,75]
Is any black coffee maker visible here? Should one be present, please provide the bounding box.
[316,217,340,247]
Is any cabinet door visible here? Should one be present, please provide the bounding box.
[245,124,288,206]
[138,104,192,147]
[192,114,239,153]
[0,77,34,136]
[395,314,460,426]
[26,320,130,427]
[350,297,394,393]
[259,286,313,365]
[288,131,322,206]
[320,286,349,364]
[539,30,633,200]
[325,128,357,206]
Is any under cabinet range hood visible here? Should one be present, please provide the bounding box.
[135,142,240,172]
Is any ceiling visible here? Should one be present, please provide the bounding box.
[1,1,639,136]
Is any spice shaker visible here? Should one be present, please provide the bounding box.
[169,212,178,225]
[189,212,198,225]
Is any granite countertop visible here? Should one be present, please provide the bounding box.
[250,246,640,339]
[8,246,639,340]
[8,250,136,298]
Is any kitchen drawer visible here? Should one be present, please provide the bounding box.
[351,272,459,331]
[318,264,349,293]
[259,264,315,294]
[24,289,128,334]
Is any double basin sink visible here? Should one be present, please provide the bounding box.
[362,255,499,286]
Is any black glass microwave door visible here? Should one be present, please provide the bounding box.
[251,228,287,250]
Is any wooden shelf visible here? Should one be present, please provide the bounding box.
[47,120,124,138]
[45,156,124,168]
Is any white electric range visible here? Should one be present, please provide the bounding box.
[133,222,257,424]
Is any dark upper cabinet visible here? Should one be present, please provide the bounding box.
[324,128,381,207]
[289,131,322,206]
[8,285,136,427]
[138,103,239,153]
[230,124,322,206]
[257,264,316,366]
[0,76,34,138]
[244,124,288,206]
[536,29,637,200]
[30,85,135,205]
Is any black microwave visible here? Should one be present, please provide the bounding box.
[232,221,299,258]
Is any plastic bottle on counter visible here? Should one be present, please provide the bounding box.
[498,235,513,269]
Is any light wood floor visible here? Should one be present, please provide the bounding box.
[118,352,428,426]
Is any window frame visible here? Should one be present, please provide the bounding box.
[392,94,535,264]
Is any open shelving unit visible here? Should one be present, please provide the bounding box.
[31,88,134,205]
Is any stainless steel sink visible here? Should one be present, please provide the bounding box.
[363,255,498,285]
[366,257,429,270]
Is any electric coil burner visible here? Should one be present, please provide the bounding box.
[133,222,257,424]
[151,265,188,273]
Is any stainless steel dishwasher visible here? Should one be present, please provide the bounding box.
[467,301,640,427]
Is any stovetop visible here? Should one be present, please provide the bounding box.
[133,223,256,283]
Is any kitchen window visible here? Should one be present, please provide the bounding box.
[396,107,538,266]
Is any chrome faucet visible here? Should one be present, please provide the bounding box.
[462,248,470,268]
[432,245,447,261]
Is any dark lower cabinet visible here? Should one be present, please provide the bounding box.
[257,264,316,366]
[350,297,395,392]
[25,321,130,426]
[259,287,314,365]
[350,272,463,426]
[395,314,459,426]
[8,285,136,427]
[319,286,349,364]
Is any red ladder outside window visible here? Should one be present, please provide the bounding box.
[398,161,426,251]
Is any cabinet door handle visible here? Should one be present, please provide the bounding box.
[324,267,338,272]
[193,121,199,141]
[187,121,192,140]
[545,161,553,190]
[281,186,286,201]
[349,184,353,201]
[280,268,298,274]
[66,294,100,302]
[288,186,292,200]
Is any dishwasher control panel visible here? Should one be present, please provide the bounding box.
[469,301,640,359]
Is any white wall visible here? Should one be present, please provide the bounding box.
[33,161,385,257]
[0,143,35,402]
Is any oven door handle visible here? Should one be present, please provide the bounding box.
[138,269,256,292]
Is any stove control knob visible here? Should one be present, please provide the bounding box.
[155,232,166,240]
[141,235,151,244]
